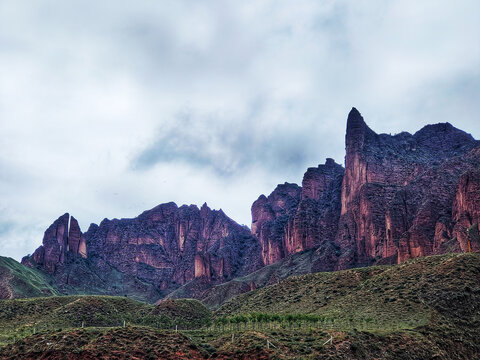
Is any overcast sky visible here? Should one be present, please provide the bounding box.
[1,0,479,261]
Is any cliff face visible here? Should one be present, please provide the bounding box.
[251,183,302,265]
[21,107,480,302]
[251,159,344,266]
[451,167,480,252]
[24,214,87,275]
[335,108,479,267]
[22,203,262,301]
[294,159,344,271]
[252,108,479,271]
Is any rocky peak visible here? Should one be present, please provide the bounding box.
[251,183,301,233]
[413,122,477,159]
[325,157,337,166]
[200,202,211,217]
[22,213,86,274]
[337,108,480,267]
[139,202,179,222]
[345,107,375,154]
[302,159,344,200]
[251,161,345,266]
[269,183,301,211]
[20,107,480,303]
[251,183,301,265]
[68,216,87,258]
[24,202,262,301]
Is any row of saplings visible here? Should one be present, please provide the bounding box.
[208,313,375,332]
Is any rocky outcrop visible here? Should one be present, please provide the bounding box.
[251,183,302,265]
[23,214,88,275]
[451,169,480,252]
[28,213,69,274]
[23,203,263,301]
[251,159,344,266]
[21,107,480,302]
[335,108,479,267]
[292,159,344,268]
[251,108,479,272]
[68,217,87,258]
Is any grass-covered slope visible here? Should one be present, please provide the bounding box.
[0,327,206,360]
[216,253,480,329]
[0,256,59,299]
[0,295,211,346]
[1,253,480,359]
[154,298,212,327]
[207,252,480,358]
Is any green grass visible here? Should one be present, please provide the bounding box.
[1,252,480,359]
[216,253,480,333]
[3,325,477,360]
[0,326,206,360]
[0,295,211,347]
[0,256,59,299]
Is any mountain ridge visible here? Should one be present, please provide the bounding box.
[19,108,480,302]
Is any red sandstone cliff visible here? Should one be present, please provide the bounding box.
[24,214,87,275]
[335,108,480,267]
[251,183,301,265]
[21,108,480,302]
[251,108,479,272]
[22,203,262,301]
[251,159,344,266]
[451,168,480,252]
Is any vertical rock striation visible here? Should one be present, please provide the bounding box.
[335,108,479,267]
[23,203,262,301]
[252,108,480,272]
[251,159,344,267]
[451,168,480,252]
[251,183,302,265]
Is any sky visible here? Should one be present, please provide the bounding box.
[1,0,479,261]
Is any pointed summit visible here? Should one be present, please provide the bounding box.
[345,107,375,153]
[68,216,87,258]
[200,202,211,217]
[22,213,70,274]
[348,106,362,118]
[346,107,365,134]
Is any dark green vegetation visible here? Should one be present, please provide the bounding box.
[213,252,480,358]
[217,252,480,328]
[0,296,211,347]
[0,327,206,360]
[0,256,59,299]
[1,252,479,359]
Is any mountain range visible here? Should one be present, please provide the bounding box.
[14,107,480,303]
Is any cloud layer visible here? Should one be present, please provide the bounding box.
[1,0,479,260]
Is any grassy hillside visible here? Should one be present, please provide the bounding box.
[0,295,211,347]
[4,325,469,360]
[1,252,479,359]
[216,253,480,329]
[210,253,480,358]
[0,256,59,299]
[0,326,206,360]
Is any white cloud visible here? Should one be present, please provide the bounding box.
[0,0,479,260]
